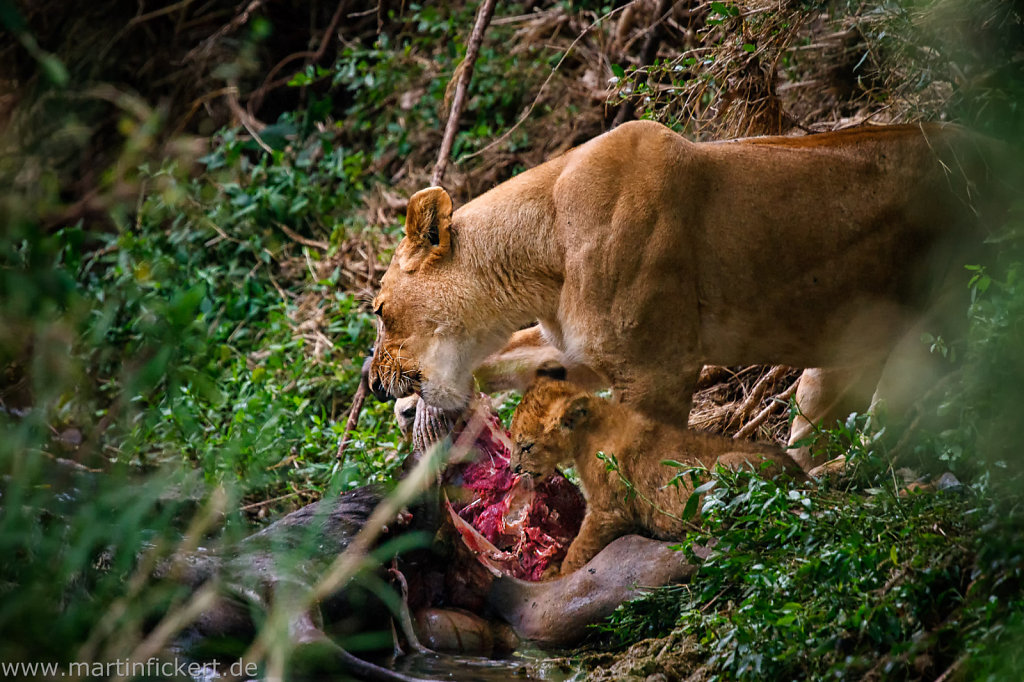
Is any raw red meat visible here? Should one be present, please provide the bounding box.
[442,400,585,581]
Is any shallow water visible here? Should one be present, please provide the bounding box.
[386,644,577,681]
[180,641,579,682]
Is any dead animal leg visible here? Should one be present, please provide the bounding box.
[290,610,431,682]
[388,566,433,655]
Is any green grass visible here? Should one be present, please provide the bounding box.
[593,454,1018,679]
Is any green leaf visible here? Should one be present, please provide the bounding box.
[682,491,701,519]
[39,54,69,87]
[710,1,737,17]
[611,63,625,79]
[694,479,718,495]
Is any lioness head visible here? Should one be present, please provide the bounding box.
[370,187,511,411]
[510,367,593,477]
[370,187,465,408]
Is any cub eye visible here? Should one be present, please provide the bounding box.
[517,442,533,454]
[373,301,384,317]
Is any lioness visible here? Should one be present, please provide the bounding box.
[509,371,804,574]
[370,120,1003,469]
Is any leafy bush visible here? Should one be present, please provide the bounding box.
[598,457,990,679]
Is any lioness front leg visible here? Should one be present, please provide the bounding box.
[560,511,630,575]
[612,362,702,430]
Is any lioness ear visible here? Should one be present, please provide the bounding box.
[400,186,453,271]
[560,395,591,431]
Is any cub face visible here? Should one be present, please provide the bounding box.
[370,187,488,411]
[510,375,592,477]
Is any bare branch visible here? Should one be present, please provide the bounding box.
[431,0,499,187]
[336,357,372,462]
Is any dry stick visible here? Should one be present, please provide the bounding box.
[238,490,317,512]
[733,377,799,441]
[430,0,498,186]
[127,0,196,27]
[223,86,273,153]
[172,85,237,136]
[276,220,330,250]
[458,3,632,165]
[728,364,790,430]
[933,655,965,682]
[336,358,372,461]
[184,0,266,62]
[247,0,347,118]
[388,566,433,654]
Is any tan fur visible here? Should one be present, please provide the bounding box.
[509,376,804,574]
[370,121,1002,457]
[473,325,606,393]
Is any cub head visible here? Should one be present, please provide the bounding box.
[509,365,593,477]
[370,187,490,411]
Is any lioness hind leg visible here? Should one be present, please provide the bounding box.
[872,288,969,430]
[788,364,884,472]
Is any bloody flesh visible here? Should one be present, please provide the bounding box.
[443,401,585,581]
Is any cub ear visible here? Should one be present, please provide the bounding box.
[400,186,453,271]
[560,395,591,431]
[535,362,567,381]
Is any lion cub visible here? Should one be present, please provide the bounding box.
[509,370,805,574]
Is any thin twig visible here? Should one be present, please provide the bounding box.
[388,566,433,654]
[276,221,329,250]
[127,0,196,27]
[613,0,673,127]
[239,490,315,512]
[934,654,965,682]
[733,377,799,441]
[431,0,498,186]
[457,3,632,165]
[248,0,347,117]
[336,358,371,461]
[172,85,236,136]
[184,0,266,63]
[223,86,273,153]
[728,364,790,430]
